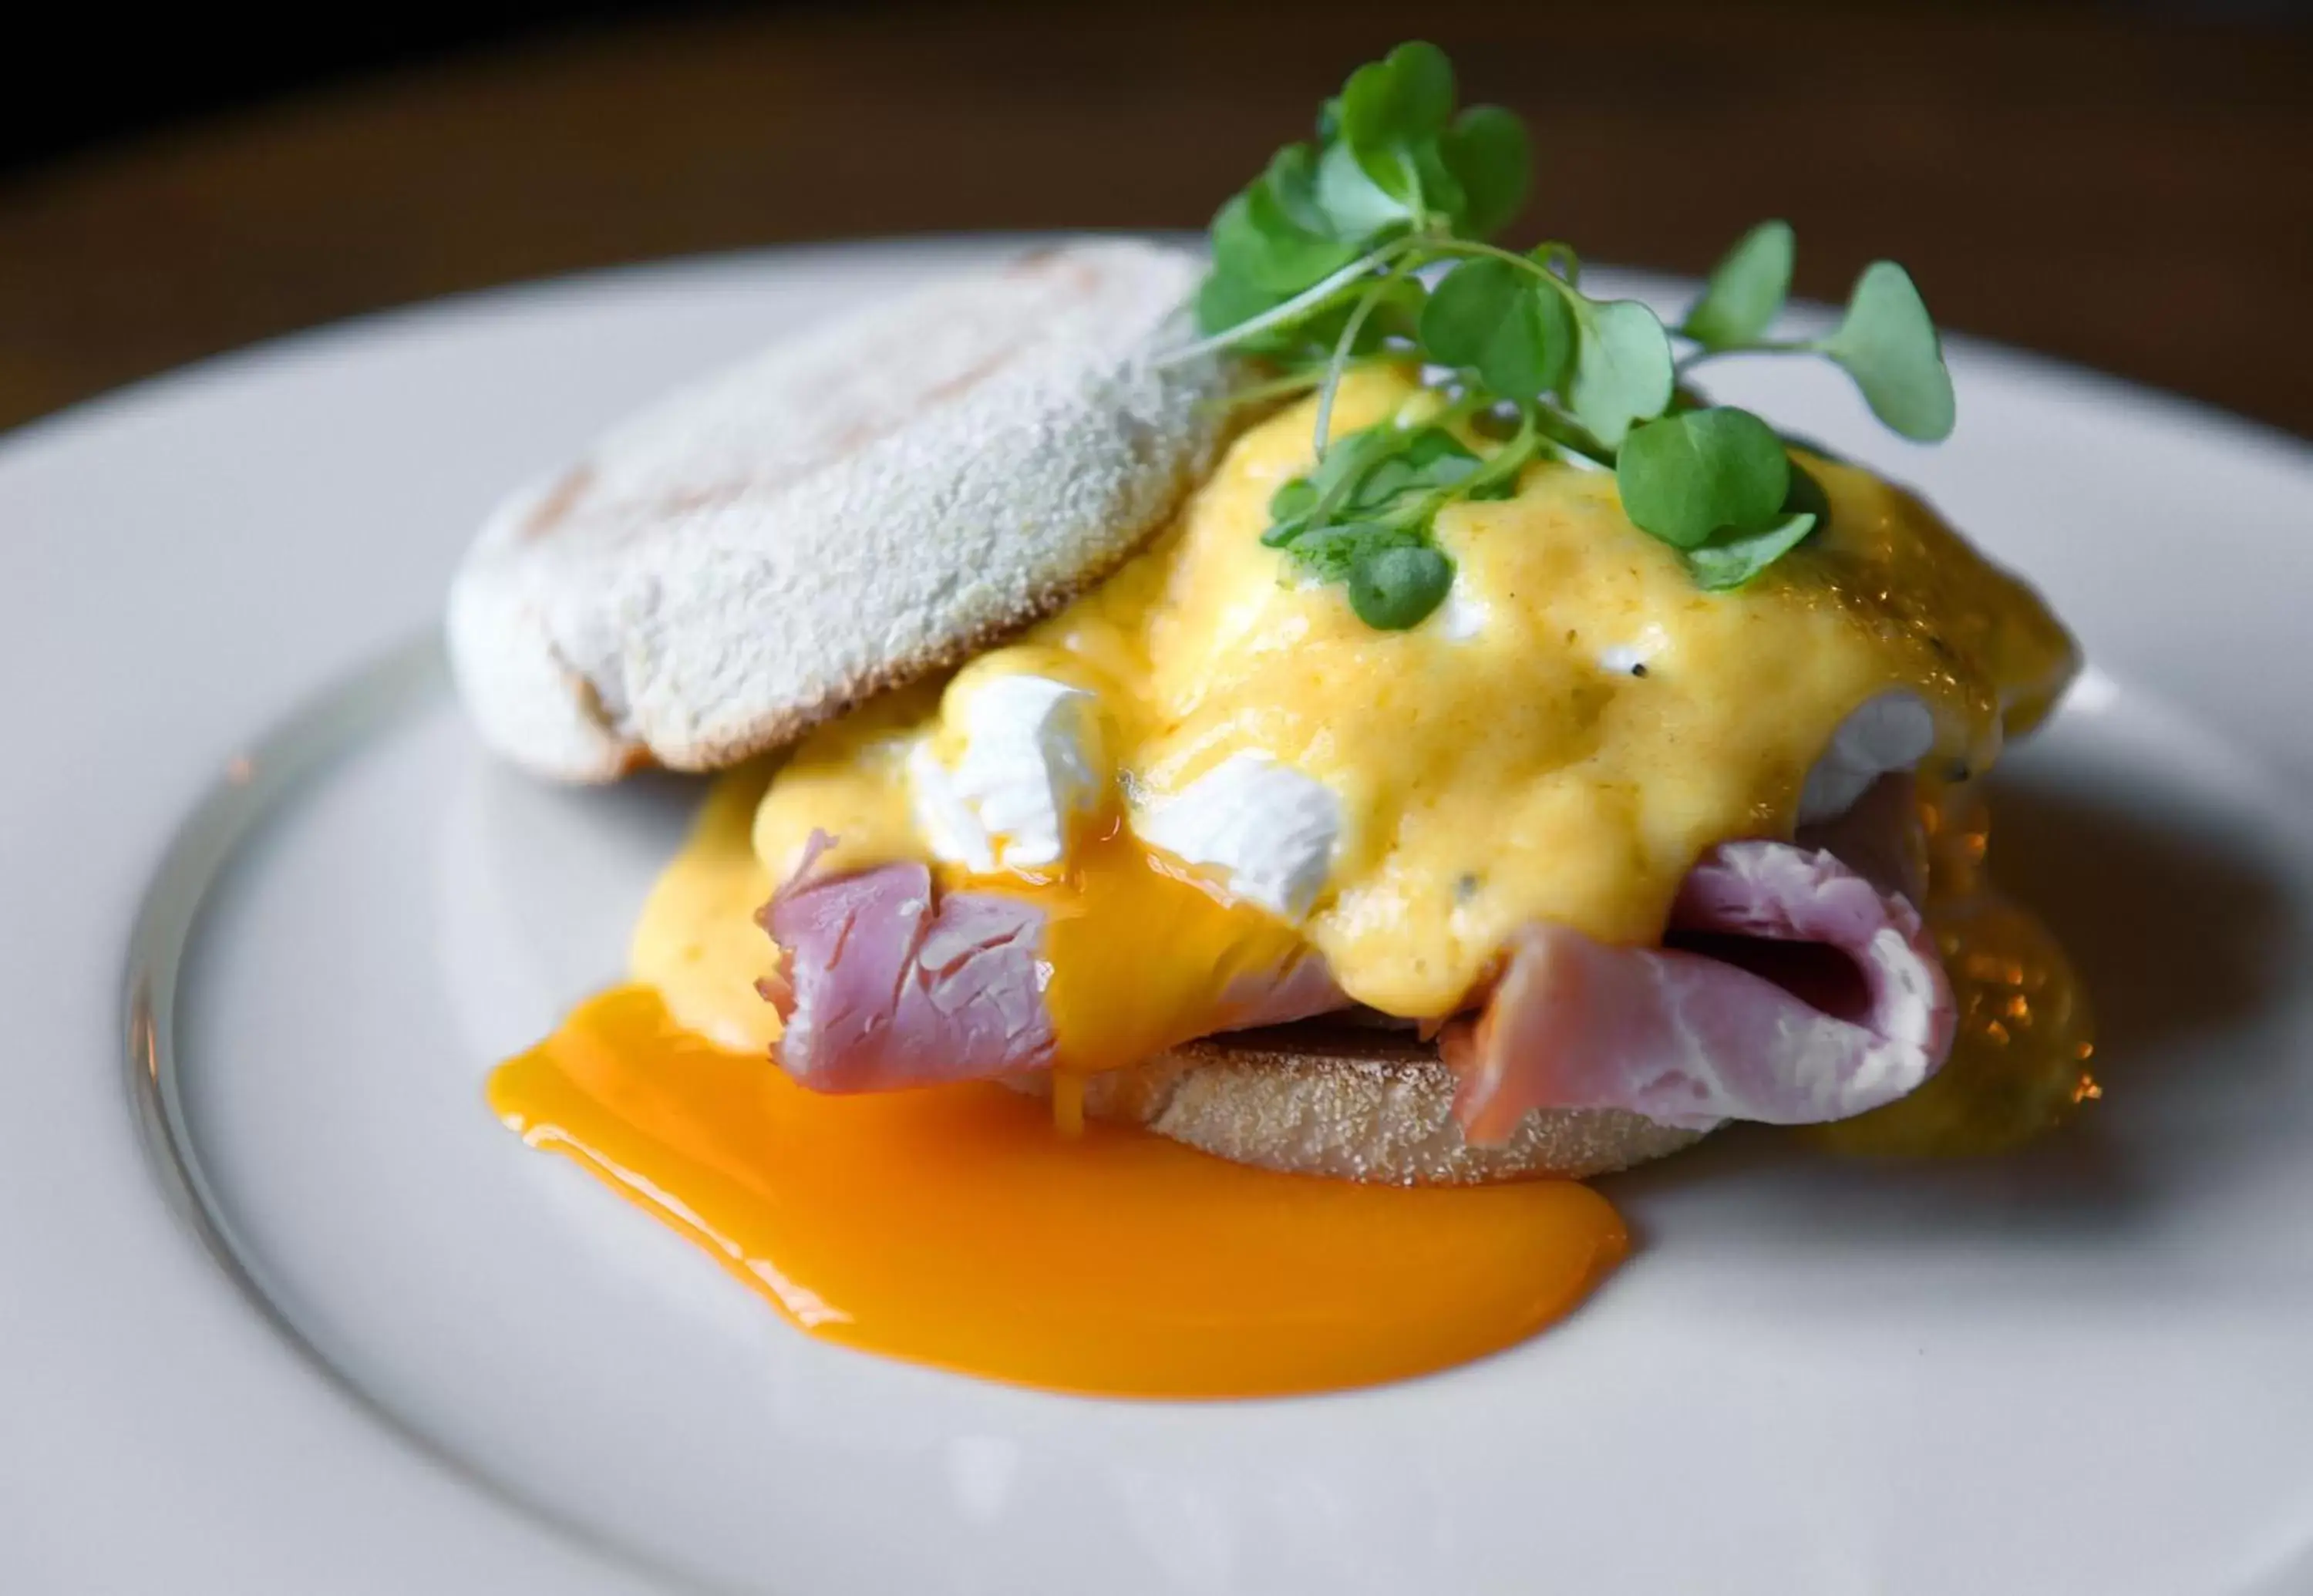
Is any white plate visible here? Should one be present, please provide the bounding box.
[5,237,2312,1596]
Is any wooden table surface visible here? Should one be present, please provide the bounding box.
[3,2,2308,439]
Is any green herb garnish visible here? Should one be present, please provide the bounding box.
[1179,41,1957,627]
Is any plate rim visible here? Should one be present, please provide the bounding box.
[4,231,2310,1594]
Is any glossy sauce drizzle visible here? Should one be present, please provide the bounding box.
[1811,780,2098,1157]
[490,987,1627,1399]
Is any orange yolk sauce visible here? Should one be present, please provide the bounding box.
[488,985,1626,1399]
[971,818,1318,1109]
[486,772,2093,1399]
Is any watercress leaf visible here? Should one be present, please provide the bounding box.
[1210,194,1278,288]
[1311,422,1402,488]
[1685,512,1818,590]
[1341,42,1456,201]
[1263,143,1335,237]
[1193,265,1287,340]
[1286,521,1395,582]
[1682,219,1794,350]
[1388,41,1457,133]
[1416,258,1510,365]
[1348,428,1480,515]
[1289,424,1406,535]
[1237,180,1365,291]
[1567,298,1676,445]
[1419,260,1572,400]
[1265,419,1493,569]
[1268,477,1319,527]
[1615,406,1792,549]
[1342,42,1456,147]
[1339,63,1415,199]
[1503,283,1575,399]
[1315,140,1414,237]
[1349,541,1455,628]
[1438,106,1530,238]
[1343,271,1427,352]
[1409,145,1468,224]
[1395,426,1480,470]
[1823,261,1956,442]
[1345,453,1424,513]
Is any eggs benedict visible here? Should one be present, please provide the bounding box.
[453,45,2093,1398]
[638,361,2076,1181]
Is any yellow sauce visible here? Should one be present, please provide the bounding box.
[754,367,2077,1022]
[637,761,2099,1169]
[628,762,779,1052]
[1811,782,2097,1157]
[490,985,1625,1399]
[635,763,1318,1084]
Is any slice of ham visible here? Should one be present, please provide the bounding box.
[1200,947,1347,1039]
[1793,766,1929,904]
[1441,803,1954,1140]
[763,776,1954,1130]
[760,833,1342,1091]
[761,853,1056,1091]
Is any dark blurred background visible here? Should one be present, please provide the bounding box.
[5,1,2309,435]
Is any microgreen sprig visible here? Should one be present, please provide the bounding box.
[1182,42,1958,625]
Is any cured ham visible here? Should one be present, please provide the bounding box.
[1443,836,1954,1139]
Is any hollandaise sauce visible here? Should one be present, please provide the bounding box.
[489,987,1626,1399]
[750,368,2082,1023]
[1811,783,2098,1157]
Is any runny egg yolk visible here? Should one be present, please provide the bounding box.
[628,757,1318,1091]
[490,985,1625,1399]
[1007,821,1316,1081]
[503,729,2096,1400]
[495,364,2093,1399]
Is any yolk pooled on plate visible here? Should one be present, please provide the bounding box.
[503,766,1625,1397]
[493,766,2093,1399]
[490,985,1625,1399]
[491,368,2093,1399]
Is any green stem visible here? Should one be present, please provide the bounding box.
[1675,336,1820,375]
[1462,404,1541,495]
[1222,365,1337,411]
[1311,257,1417,455]
[1371,410,1540,534]
[1530,405,1616,469]
[1295,389,1483,535]
[1422,237,1588,310]
[1532,242,1581,284]
[1157,238,1419,365]
[1297,426,1392,530]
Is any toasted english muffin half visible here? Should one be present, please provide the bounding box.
[448,239,1227,781]
[1026,1025,1709,1184]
